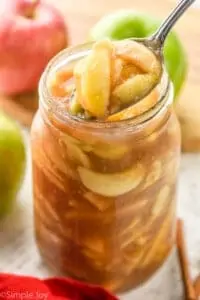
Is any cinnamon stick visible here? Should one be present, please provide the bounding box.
[176,218,197,300]
[194,274,200,297]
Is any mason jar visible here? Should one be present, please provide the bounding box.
[31,43,181,293]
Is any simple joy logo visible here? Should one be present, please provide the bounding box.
[0,291,48,300]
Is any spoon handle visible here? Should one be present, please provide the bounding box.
[153,0,196,45]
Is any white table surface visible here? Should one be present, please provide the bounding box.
[0,2,200,299]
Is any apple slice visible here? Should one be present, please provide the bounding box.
[68,93,83,115]
[80,39,113,117]
[60,132,81,145]
[92,143,128,159]
[115,40,161,104]
[84,192,112,211]
[107,88,158,121]
[56,69,74,82]
[152,185,170,216]
[111,59,140,91]
[48,67,74,98]
[73,58,86,107]
[141,205,173,267]
[66,142,91,168]
[78,164,144,197]
[83,237,105,255]
[112,73,158,105]
[60,132,95,156]
[48,74,67,97]
[60,134,91,168]
[143,159,162,188]
[120,64,140,82]
[116,40,161,75]
[119,218,140,238]
[111,57,124,89]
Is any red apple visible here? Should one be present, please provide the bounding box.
[0,0,68,95]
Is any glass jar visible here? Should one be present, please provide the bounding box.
[31,43,181,293]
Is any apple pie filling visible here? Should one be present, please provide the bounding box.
[48,39,161,120]
[31,40,181,293]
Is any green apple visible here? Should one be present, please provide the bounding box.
[0,112,26,219]
[89,10,188,98]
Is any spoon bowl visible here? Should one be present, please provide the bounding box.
[125,0,196,104]
[132,0,196,55]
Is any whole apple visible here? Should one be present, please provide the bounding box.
[89,10,188,99]
[0,112,26,219]
[0,0,68,95]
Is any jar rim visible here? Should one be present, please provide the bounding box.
[39,41,172,132]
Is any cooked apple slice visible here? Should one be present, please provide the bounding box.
[92,143,128,159]
[68,93,83,115]
[107,88,158,121]
[141,205,173,267]
[48,68,74,98]
[48,73,67,97]
[152,185,170,216]
[143,159,162,188]
[49,84,74,98]
[120,64,140,82]
[111,57,124,89]
[73,58,86,107]
[56,69,74,82]
[34,147,67,192]
[78,164,144,197]
[112,73,158,105]
[84,192,112,211]
[116,40,161,75]
[123,246,145,272]
[80,39,113,117]
[66,84,75,94]
[119,198,147,218]
[65,141,91,168]
[110,62,141,97]
[115,40,161,104]
[59,132,91,167]
[60,132,95,156]
[166,159,179,184]
[82,235,105,256]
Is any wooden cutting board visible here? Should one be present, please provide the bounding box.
[0,0,199,152]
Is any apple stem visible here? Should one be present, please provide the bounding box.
[14,0,40,19]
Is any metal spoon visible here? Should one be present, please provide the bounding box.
[125,0,196,106]
[138,0,196,54]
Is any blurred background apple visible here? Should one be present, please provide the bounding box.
[0,112,26,219]
[0,0,68,96]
